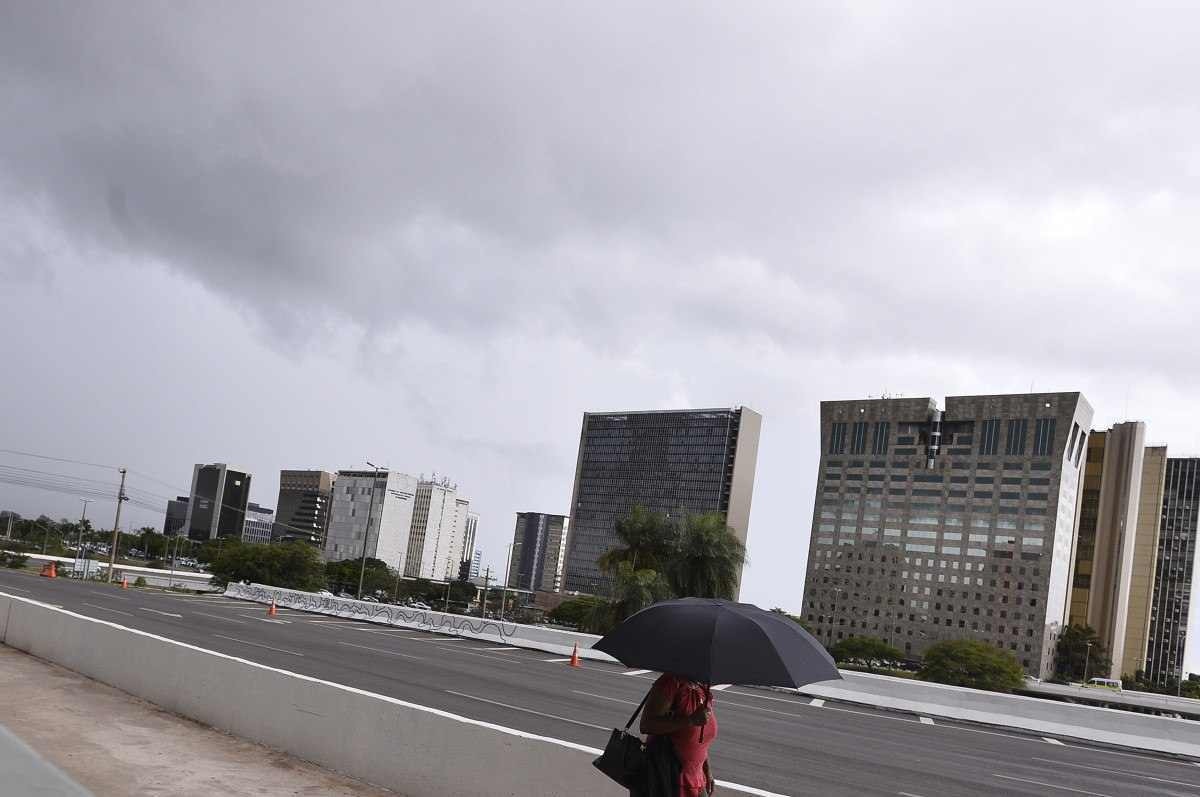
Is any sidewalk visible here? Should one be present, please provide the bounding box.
[0,645,397,797]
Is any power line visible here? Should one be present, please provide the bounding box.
[0,449,119,471]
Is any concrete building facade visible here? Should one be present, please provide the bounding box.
[803,393,1093,678]
[1147,458,1200,685]
[182,464,252,542]
[274,470,334,546]
[1122,446,1169,678]
[324,470,418,572]
[242,502,275,545]
[1066,422,1147,679]
[508,513,570,593]
[562,406,762,596]
[461,510,479,567]
[405,479,470,581]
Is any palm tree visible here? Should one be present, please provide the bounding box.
[667,512,747,600]
[597,505,677,576]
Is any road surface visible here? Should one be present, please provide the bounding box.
[2,570,1197,797]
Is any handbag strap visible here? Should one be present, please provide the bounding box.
[623,689,653,731]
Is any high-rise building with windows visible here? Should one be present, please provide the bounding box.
[242,502,275,545]
[324,470,418,571]
[1146,458,1200,686]
[508,512,570,593]
[405,479,471,581]
[274,470,334,546]
[461,509,479,568]
[562,406,762,597]
[163,496,189,536]
[803,393,1093,678]
[1122,446,1169,678]
[182,464,252,542]
[1066,422,1147,679]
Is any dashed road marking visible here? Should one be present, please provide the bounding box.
[212,634,304,657]
[336,641,425,660]
[623,669,652,676]
[470,646,519,652]
[919,716,935,725]
[1043,737,1064,745]
[192,611,247,624]
[1029,758,1200,788]
[238,614,291,624]
[810,698,825,707]
[543,657,572,662]
[992,773,1109,796]
[82,602,134,617]
[88,591,130,601]
[405,635,466,641]
[447,690,608,731]
[139,607,182,618]
[712,684,731,691]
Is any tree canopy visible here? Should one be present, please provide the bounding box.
[918,639,1025,693]
[209,541,325,591]
[1054,625,1112,682]
[828,636,904,672]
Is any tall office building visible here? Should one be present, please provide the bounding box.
[461,510,479,565]
[1122,446,1169,678]
[163,496,189,536]
[274,470,335,545]
[324,470,419,571]
[803,393,1093,678]
[1146,458,1200,685]
[242,502,275,545]
[182,464,252,542]
[1065,422,1146,679]
[405,479,470,581]
[562,406,762,596]
[470,549,482,579]
[508,512,570,593]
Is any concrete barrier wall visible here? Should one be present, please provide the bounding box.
[225,582,616,661]
[3,551,216,591]
[0,592,623,797]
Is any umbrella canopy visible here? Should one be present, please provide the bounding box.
[594,598,840,688]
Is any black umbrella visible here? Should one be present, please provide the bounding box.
[594,598,841,687]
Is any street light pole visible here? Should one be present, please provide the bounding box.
[76,498,93,578]
[1083,641,1092,684]
[105,468,128,583]
[356,462,381,600]
[499,542,513,621]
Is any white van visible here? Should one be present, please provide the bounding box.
[1086,677,1123,691]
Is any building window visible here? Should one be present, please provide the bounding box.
[1033,418,1056,456]
[850,422,868,455]
[1005,419,1028,456]
[979,419,1000,456]
[871,422,891,455]
[829,422,848,454]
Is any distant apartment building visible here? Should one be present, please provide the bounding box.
[274,470,334,545]
[803,393,1093,678]
[324,470,418,571]
[405,479,470,581]
[461,507,479,565]
[1146,458,1200,685]
[470,549,482,579]
[562,407,762,596]
[163,496,189,536]
[1066,422,1147,679]
[242,502,275,545]
[508,513,570,593]
[182,464,252,542]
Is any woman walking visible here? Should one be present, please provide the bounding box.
[639,673,717,796]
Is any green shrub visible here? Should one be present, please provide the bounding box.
[134,576,147,588]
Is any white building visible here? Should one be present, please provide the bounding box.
[406,479,472,580]
[324,470,419,572]
[241,502,275,545]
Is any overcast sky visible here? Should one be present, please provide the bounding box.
[2,2,1199,665]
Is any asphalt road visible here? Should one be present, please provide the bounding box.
[3,570,1199,797]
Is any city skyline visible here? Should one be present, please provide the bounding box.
[4,4,1200,673]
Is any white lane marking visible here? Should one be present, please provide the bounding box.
[1043,737,1064,745]
[139,607,183,618]
[470,646,519,652]
[898,792,928,797]
[543,658,572,662]
[919,716,935,725]
[307,620,364,624]
[336,641,425,660]
[212,634,304,657]
[1029,758,1200,788]
[437,647,525,665]
[1,592,789,797]
[574,690,636,706]
[406,635,466,641]
[1058,743,1200,769]
[237,614,291,624]
[82,602,134,617]
[447,690,609,731]
[88,591,130,601]
[192,611,247,625]
[993,774,1110,796]
[0,584,31,593]
[623,669,652,676]
[810,698,825,707]
[712,684,731,691]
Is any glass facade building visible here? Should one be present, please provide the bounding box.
[274,470,334,546]
[562,407,761,596]
[183,463,252,542]
[508,512,569,593]
[1146,458,1200,685]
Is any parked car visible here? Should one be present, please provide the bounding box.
[317,590,334,597]
[410,602,431,611]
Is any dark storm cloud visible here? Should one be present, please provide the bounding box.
[2,1,1199,370]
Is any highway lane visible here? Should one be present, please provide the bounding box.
[3,570,1199,797]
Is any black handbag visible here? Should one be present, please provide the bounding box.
[591,690,651,788]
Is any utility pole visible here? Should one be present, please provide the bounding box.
[1083,641,1092,684]
[76,498,93,578]
[3,513,12,540]
[106,468,128,583]
[356,462,381,600]
[499,542,513,621]
[480,566,492,619]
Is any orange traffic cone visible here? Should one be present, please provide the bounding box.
[569,642,581,668]
[121,575,129,590]
[267,600,278,618]
[47,561,57,578]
